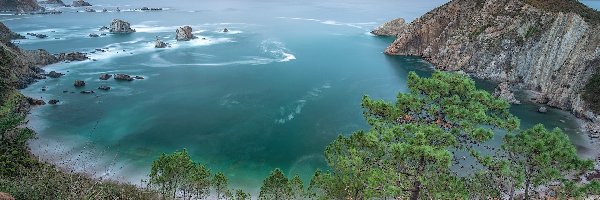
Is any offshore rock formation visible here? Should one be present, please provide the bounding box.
[57,52,88,61]
[109,19,136,34]
[114,74,134,81]
[380,0,600,122]
[0,0,42,12]
[154,38,167,48]
[71,0,90,7]
[176,26,194,41]
[371,18,407,36]
[39,0,65,6]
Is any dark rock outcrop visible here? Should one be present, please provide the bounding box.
[379,0,599,121]
[48,99,59,105]
[39,0,66,6]
[99,73,112,80]
[27,97,45,105]
[46,71,64,78]
[176,26,194,41]
[89,33,99,37]
[80,90,94,94]
[134,75,144,80]
[22,49,60,66]
[223,28,229,33]
[71,0,90,7]
[109,19,136,34]
[73,80,85,87]
[58,52,88,61]
[371,18,406,36]
[114,74,133,81]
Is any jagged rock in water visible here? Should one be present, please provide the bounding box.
[154,38,167,48]
[538,107,548,113]
[58,52,88,61]
[371,18,406,36]
[27,97,45,105]
[176,26,194,41]
[114,74,134,81]
[109,19,136,34]
[71,0,91,7]
[80,90,94,94]
[134,75,144,80]
[48,99,59,105]
[27,33,47,39]
[98,85,111,90]
[84,7,94,12]
[99,73,112,80]
[89,33,99,37]
[223,28,229,33]
[46,71,64,78]
[380,0,600,120]
[73,80,85,87]
[99,26,109,31]
[493,82,520,104]
[141,7,149,11]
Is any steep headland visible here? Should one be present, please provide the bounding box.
[378,0,600,126]
[0,0,41,12]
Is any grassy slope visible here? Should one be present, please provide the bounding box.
[0,41,157,199]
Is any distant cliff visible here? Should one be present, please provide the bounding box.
[379,0,600,121]
[0,0,42,12]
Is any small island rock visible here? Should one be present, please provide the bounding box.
[176,26,194,41]
[46,71,64,78]
[74,80,85,87]
[99,73,112,80]
[155,38,167,48]
[48,99,60,105]
[98,85,111,90]
[109,19,136,34]
[114,74,134,81]
[72,0,91,7]
[538,107,548,113]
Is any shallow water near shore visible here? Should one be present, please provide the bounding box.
[4,0,598,194]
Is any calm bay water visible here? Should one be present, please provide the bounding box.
[3,0,597,194]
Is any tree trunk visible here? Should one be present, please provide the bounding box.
[409,156,425,200]
[409,181,421,200]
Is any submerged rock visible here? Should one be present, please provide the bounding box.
[98,85,111,90]
[99,73,112,80]
[89,33,99,37]
[371,18,406,36]
[80,90,95,94]
[114,74,134,81]
[154,38,167,48]
[538,107,548,113]
[74,80,85,87]
[109,19,136,34]
[493,82,521,104]
[71,0,91,7]
[176,26,194,41]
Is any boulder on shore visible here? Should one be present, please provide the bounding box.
[72,0,91,7]
[99,73,112,80]
[74,80,85,87]
[493,82,521,104]
[176,26,194,41]
[109,19,136,34]
[114,74,134,81]
[46,71,64,78]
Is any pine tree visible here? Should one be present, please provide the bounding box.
[259,168,292,200]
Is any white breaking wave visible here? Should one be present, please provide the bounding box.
[275,82,332,124]
[277,17,376,30]
[260,40,296,62]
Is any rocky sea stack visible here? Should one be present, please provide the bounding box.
[109,19,136,34]
[378,0,600,122]
[154,38,167,48]
[176,26,194,41]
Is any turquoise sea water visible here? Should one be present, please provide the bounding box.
[3,0,598,194]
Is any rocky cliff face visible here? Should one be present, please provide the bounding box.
[382,0,600,121]
[0,0,42,12]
